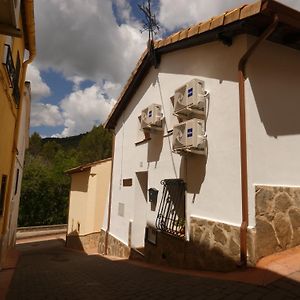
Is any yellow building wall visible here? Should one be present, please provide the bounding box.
[67,160,112,236]
[67,170,90,235]
[0,13,27,259]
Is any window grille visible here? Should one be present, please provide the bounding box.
[3,46,20,106]
[12,52,21,106]
[155,179,186,237]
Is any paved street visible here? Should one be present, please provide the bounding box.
[6,238,300,300]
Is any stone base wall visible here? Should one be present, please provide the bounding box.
[255,185,300,260]
[98,229,130,258]
[145,217,253,272]
[66,232,100,251]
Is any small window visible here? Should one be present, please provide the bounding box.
[14,168,20,195]
[0,175,8,216]
[118,203,125,217]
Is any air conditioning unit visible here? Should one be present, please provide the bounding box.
[141,104,163,130]
[172,118,207,155]
[174,79,207,117]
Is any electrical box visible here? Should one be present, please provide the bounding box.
[141,104,163,130]
[172,118,207,155]
[148,188,158,203]
[174,79,207,118]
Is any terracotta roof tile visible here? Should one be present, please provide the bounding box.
[178,28,189,41]
[240,1,262,19]
[224,8,242,25]
[210,14,225,29]
[155,39,163,48]
[171,31,181,43]
[199,19,212,33]
[163,35,172,46]
[105,0,300,129]
[187,23,200,37]
[153,40,160,48]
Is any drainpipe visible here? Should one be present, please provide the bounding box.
[238,15,278,266]
[2,0,36,240]
[104,132,115,255]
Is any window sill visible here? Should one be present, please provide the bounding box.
[135,137,151,146]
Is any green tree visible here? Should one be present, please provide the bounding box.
[77,125,112,164]
[28,132,42,156]
[19,126,112,227]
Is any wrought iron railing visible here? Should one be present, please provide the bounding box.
[3,44,15,85]
[155,179,186,237]
[3,44,20,106]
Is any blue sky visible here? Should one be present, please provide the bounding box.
[27,0,300,138]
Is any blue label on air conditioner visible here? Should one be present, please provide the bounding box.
[187,128,193,138]
[148,110,152,117]
[187,88,193,97]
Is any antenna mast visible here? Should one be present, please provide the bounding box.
[138,0,159,41]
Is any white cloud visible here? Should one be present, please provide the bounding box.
[34,0,147,85]
[59,85,116,137]
[26,64,51,101]
[30,103,64,127]
[29,0,300,137]
[113,0,134,24]
[158,0,300,31]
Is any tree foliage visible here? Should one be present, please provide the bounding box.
[19,125,112,226]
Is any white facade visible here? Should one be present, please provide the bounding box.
[108,34,300,249]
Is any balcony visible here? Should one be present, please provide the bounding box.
[3,44,21,107]
[0,0,21,37]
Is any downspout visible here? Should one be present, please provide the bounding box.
[2,0,36,239]
[104,132,115,255]
[238,15,278,266]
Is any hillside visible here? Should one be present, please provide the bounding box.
[19,125,112,226]
[42,133,87,150]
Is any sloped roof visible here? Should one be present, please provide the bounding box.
[105,0,300,129]
[65,158,112,175]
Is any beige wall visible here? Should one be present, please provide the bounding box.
[67,160,112,236]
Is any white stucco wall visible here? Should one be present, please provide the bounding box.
[109,33,300,247]
[246,36,300,224]
[110,35,249,246]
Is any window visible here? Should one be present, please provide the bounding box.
[14,168,19,195]
[3,46,20,106]
[0,175,8,216]
[155,179,186,237]
[12,52,21,106]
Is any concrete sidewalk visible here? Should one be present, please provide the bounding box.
[4,237,300,299]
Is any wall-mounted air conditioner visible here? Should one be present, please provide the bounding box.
[141,104,163,130]
[174,79,208,118]
[172,118,207,155]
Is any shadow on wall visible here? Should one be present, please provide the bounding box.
[70,172,89,193]
[159,41,240,83]
[114,68,159,136]
[147,130,164,162]
[180,154,207,196]
[65,230,85,252]
[249,42,300,137]
[145,231,238,272]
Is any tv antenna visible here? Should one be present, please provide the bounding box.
[138,0,160,43]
